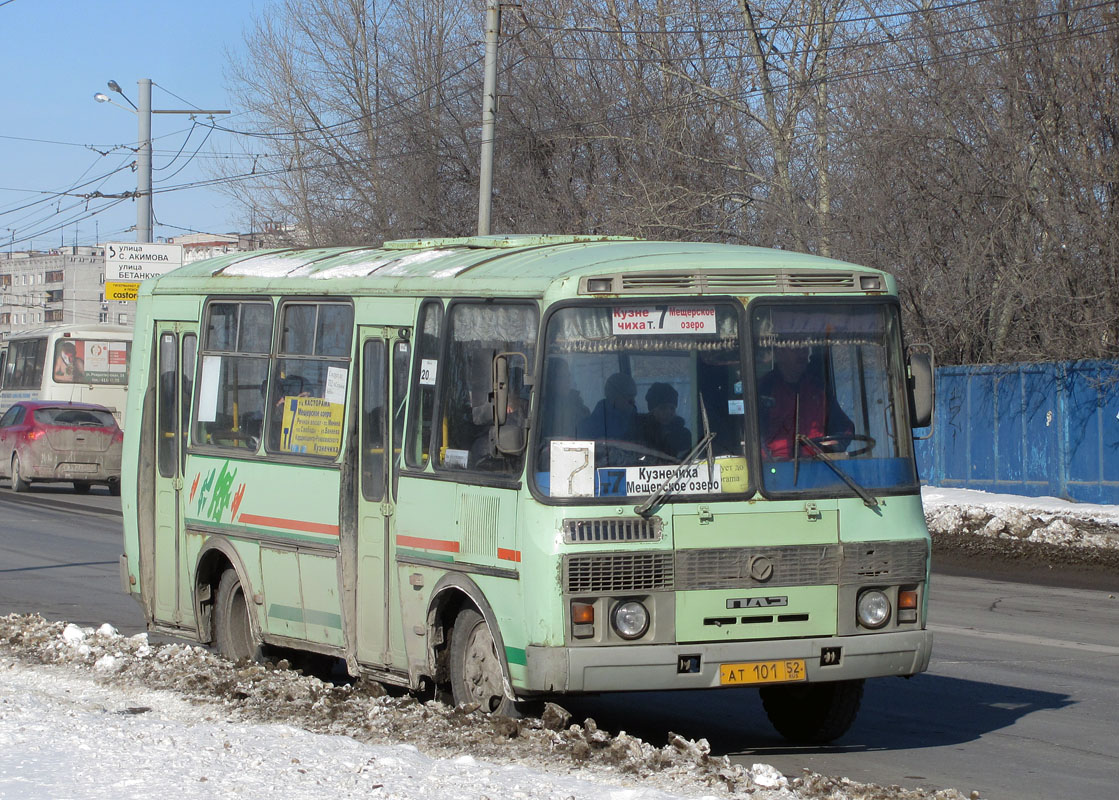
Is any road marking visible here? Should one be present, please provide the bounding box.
[931,623,1119,655]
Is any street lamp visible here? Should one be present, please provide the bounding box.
[93,79,230,243]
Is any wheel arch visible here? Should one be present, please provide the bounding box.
[425,573,516,702]
[193,536,258,646]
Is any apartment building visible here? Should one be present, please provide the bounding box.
[0,246,130,340]
[0,231,278,340]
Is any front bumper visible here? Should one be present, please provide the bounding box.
[523,629,932,693]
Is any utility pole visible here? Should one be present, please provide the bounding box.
[96,80,230,244]
[136,79,154,243]
[476,0,501,236]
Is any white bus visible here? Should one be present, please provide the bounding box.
[0,325,133,427]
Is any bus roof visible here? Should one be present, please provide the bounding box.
[2,324,133,341]
[145,235,890,298]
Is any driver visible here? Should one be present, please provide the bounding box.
[757,345,853,460]
[577,372,638,442]
[637,382,691,459]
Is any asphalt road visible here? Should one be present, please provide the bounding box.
[1,485,1117,799]
[0,483,145,632]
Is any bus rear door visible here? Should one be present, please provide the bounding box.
[152,324,198,627]
[353,327,410,669]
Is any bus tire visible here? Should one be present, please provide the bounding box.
[213,569,261,663]
[449,607,517,716]
[11,455,30,492]
[760,678,864,744]
[72,481,91,494]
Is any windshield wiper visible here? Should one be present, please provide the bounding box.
[795,434,879,509]
[635,399,716,518]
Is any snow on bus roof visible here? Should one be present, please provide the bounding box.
[213,248,466,279]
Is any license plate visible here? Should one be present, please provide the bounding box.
[60,463,97,473]
[719,658,806,686]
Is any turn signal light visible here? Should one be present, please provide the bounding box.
[571,601,595,639]
[897,589,919,623]
[571,602,595,624]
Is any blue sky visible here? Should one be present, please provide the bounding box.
[0,0,266,249]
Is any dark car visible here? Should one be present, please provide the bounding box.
[0,400,123,495]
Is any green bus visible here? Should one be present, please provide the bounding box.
[120,235,934,743]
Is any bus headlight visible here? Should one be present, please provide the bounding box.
[856,590,891,629]
[611,601,649,640]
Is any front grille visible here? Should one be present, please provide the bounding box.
[563,540,927,595]
[675,545,840,590]
[563,517,662,544]
[840,540,929,584]
[564,552,674,594]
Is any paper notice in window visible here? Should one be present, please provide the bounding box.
[717,457,749,493]
[324,366,347,405]
[419,359,438,386]
[550,441,595,497]
[198,355,221,422]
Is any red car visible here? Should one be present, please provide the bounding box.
[0,401,123,495]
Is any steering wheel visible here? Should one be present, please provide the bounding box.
[807,433,876,458]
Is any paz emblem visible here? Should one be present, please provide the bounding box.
[748,555,774,582]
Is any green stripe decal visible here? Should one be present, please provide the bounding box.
[504,646,527,666]
[268,603,303,623]
[396,547,456,564]
[186,518,338,545]
[267,604,342,630]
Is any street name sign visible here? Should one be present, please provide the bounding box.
[105,242,183,302]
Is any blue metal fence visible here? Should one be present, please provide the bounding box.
[914,360,1119,504]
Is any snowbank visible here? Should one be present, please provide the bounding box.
[922,487,1119,551]
[0,616,975,800]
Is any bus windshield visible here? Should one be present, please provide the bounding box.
[751,301,917,497]
[534,302,748,500]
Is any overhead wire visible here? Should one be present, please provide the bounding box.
[146,9,1116,201]
[4,0,1113,245]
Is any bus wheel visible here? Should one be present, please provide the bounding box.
[760,678,864,744]
[72,481,91,494]
[213,569,260,663]
[11,455,30,492]
[108,481,121,497]
[449,608,516,715]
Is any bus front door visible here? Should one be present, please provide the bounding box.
[353,328,410,669]
[152,325,198,628]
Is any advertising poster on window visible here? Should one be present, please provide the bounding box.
[280,396,345,457]
[53,340,129,385]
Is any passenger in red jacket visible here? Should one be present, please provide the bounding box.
[757,346,853,460]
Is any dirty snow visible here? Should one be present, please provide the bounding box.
[0,616,974,800]
[922,487,1119,550]
[6,488,1114,799]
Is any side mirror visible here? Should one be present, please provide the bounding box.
[907,348,934,430]
[491,351,530,455]
[493,355,510,426]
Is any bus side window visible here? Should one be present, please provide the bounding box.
[157,333,177,478]
[265,301,353,458]
[361,339,387,501]
[436,302,537,475]
[405,300,442,470]
[194,301,273,450]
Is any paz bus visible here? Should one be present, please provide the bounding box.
[120,235,934,743]
[0,324,133,426]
